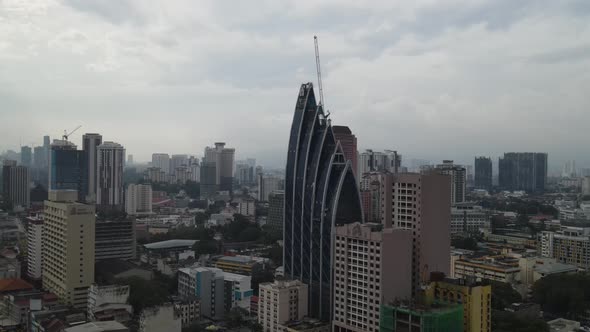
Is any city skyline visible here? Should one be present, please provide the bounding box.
[1,1,589,168]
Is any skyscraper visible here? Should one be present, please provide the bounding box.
[257,174,283,201]
[435,160,466,204]
[203,142,235,193]
[170,154,189,173]
[43,190,95,309]
[358,149,401,177]
[125,184,153,215]
[33,146,45,169]
[380,172,451,295]
[499,152,548,193]
[332,125,358,177]
[2,160,30,209]
[474,157,493,191]
[96,142,125,210]
[152,153,170,175]
[49,140,88,202]
[284,82,363,320]
[267,190,284,237]
[200,162,217,199]
[83,133,103,203]
[20,146,32,167]
[26,216,44,280]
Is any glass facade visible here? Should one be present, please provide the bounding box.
[50,149,88,202]
[284,83,363,321]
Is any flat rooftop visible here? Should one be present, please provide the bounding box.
[144,239,197,250]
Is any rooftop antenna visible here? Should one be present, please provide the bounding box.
[314,36,330,118]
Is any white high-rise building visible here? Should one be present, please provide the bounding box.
[43,190,95,309]
[152,153,170,175]
[97,142,125,210]
[125,184,153,215]
[26,215,44,280]
[170,154,189,174]
[204,143,235,192]
[358,149,401,178]
[258,280,308,332]
[83,133,103,203]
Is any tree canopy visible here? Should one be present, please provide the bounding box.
[532,273,590,319]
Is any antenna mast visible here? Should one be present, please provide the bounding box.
[314,36,329,117]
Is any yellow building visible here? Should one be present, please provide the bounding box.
[214,256,260,275]
[43,190,95,309]
[424,276,491,332]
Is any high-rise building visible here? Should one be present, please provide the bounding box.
[258,280,308,332]
[360,172,386,223]
[267,191,284,237]
[332,126,358,177]
[125,184,153,215]
[95,220,136,261]
[20,146,32,167]
[2,160,30,209]
[381,172,451,294]
[498,152,548,193]
[358,149,401,177]
[49,140,87,202]
[435,160,466,204]
[43,135,50,162]
[332,223,412,332]
[33,146,45,169]
[474,157,492,191]
[170,154,189,173]
[127,154,134,165]
[96,142,125,210]
[200,162,217,199]
[26,215,44,280]
[82,133,103,203]
[43,190,95,309]
[583,177,590,196]
[152,153,170,175]
[257,174,283,201]
[145,167,166,183]
[236,163,255,186]
[284,83,363,320]
[203,143,235,192]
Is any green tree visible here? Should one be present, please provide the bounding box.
[194,212,209,225]
[489,280,521,310]
[492,310,549,332]
[532,273,590,319]
[451,237,478,251]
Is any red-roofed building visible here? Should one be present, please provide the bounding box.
[0,278,34,295]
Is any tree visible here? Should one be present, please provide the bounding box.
[184,181,200,199]
[251,268,275,294]
[266,244,283,266]
[116,276,170,314]
[451,237,478,251]
[489,280,521,310]
[194,212,209,225]
[492,310,549,332]
[532,273,590,319]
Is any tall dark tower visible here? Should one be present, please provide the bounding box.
[284,82,363,321]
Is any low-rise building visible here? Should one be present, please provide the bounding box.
[87,284,132,323]
[95,220,136,261]
[214,255,261,275]
[451,203,489,235]
[538,227,590,269]
[139,304,182,332]
[173,298,200,328]
[378,302,464,332]
[454,256,520,283]
[280,318,331,332]
[547,318,580,332]
[223,272,253,313]
[64,321,129,332]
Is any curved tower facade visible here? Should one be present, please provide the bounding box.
[284,82,363,321]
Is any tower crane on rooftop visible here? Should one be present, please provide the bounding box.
[62,125,82,142]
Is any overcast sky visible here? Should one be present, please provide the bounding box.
[1,0,589,170]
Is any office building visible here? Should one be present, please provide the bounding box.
[178,266,225,320]
[333,223,412,332]
[238,197,256,218]
[379,302,464,332]
[474,157,492,191]
[332,126,358,177]
[258,280,308,332]
[498,152,548,192]
[33,145,46,169]
[381,172,451,294]
[358,149,401,177]
[257,174,283,201]
[424,275,491,332]
[83,133,103,202]
[151,153,170,175]
[451,203,488,235]
[538,227,590,269]
[125,184,153,215]
[435,160,466,204]
[20,146,32,167]
[236,162,255,185]
[49,140,88,202]
[96,142,125,210]
[223,272,254,312]
[208,142,235,192]
[95,220,136,261]
[2,160,30,209]
[26,216,44,280]
[43,190,95,309]
[200,162,217,199]
[43,135,51,165]
[267,191,284,237]
[284,83,363,321]
[215,256,262,275]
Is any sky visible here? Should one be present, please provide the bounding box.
[0,0,589,170]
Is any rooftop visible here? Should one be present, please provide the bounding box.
[217,256,256,264]
[64,321,128,332]
[534,262,577,275]
[144,239,197,250]
[0,278,34,293]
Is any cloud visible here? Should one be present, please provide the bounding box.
[0,0,589,170]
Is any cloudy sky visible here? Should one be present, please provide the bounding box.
[1,0,589,170]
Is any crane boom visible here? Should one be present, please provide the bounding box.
[63,125,82,141]
[314,36,325,109]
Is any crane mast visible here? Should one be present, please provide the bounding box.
[314,36,329,118]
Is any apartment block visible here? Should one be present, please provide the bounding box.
[258,280,308,332]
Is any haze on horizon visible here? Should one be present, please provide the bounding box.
[1,0,589,169]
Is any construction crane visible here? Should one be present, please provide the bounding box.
[314,36,330,118]
[62,125,82,142]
